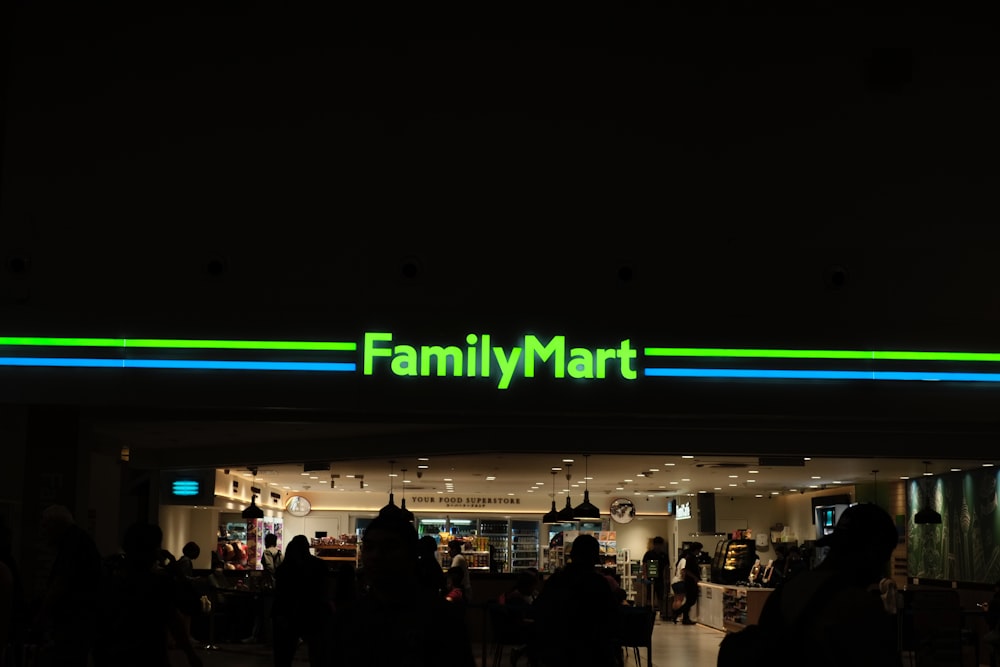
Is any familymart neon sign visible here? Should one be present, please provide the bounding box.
[5,335,1000,389]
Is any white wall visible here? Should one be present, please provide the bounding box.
[159,506,221,570]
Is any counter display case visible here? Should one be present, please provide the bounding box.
[311,536,358,563]
[510,520,539,572]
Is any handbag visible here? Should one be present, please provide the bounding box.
[671,581,686,594]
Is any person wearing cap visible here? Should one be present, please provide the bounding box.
[755,502,902,667]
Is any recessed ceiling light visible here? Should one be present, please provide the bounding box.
[444,478,453,482]
[755,494,763,498]
[748,470,759,474]
[788,488,797,492]
[832,480,842,484]
[418,465,429,469]
[729,475,739,479]
[682,455,694,459]
[508,493,515,496]
[649,468,660,472]
[804,457,811,461]
[729,484,738,487]
[403,479,411,484]
[771,491,780,495]
[418,457,429,461]
[584,476,593,481]
[670,481,679,485]
[637,473,646,477]
[300,473,309,476]
[486,476,496,481]
[809,485,820,488]
[950,468,961,472]
[984,463,995,468]
[310,476,319,480]
[900,476,910,480]
[664,463,675,467]
[658,485,666,489]
[747,479,756,483]
[346,475,355,478]
[562,459,574,463]
[681,478,691,482]
[319,480,327,484]
[714,487,722,491]
[616,487,624,491]
[551,467,562,471]
[624,479,633,483]
[811,476,821,480]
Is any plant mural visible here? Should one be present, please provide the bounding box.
[908,468,1000,583]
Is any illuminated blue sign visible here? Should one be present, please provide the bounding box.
[172,480,200,497]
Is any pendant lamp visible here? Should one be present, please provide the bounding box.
[242,466,265,519]
[573,454,601,521]
[542,469,561,524]
[556,463,577,522]
[399,468,415,522]
[379,460,404,519]
[914,462,942,525]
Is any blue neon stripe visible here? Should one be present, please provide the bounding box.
[644,368,874,380]
[0,357,356,372]
[0,357,124,368]
[124,359,356,372]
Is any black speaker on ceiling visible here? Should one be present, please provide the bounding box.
[698,492,716,534]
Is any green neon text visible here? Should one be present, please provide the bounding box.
[363,332,637,389]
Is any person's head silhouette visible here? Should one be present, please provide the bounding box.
[569,534,601,568]
[816,502,897,585]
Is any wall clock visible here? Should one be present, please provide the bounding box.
[285,495,312,517]
[610,498,636,524]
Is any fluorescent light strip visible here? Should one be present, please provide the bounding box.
[0,358,356,372]
[0,336,356,351]
[645,348,1000,362]
[644,368,1000,382]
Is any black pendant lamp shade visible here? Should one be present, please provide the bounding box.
[242,466,265,519]
[573,455,601,521]
[914,462,943,525]
[556,496,577,522]
[400,497,415,523]
[242,494,265,520]
[542,470,560,524]
[379,460,404,518]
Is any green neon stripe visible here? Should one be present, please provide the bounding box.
[0,337,124,347]
[125,339,357,351]
[643,348,873,360]
[873,351,1000,362]
[0,337,356,351]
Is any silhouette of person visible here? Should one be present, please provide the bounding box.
[33,504,103,667]
[0,516,25,667]
[177,541,200,579]
[755,502,902,667]
[676,542,703,625]
[531,534,619,666]
[92,522,203,667]
[271,534,333,667]
[448,539,473,601]
[243,533,280,644]
[339,513,475,666]
[416,534,446,597]
[640,536,670,620]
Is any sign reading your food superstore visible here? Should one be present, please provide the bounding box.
[5,334,1000,389]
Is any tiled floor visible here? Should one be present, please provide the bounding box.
[172,616,727,667]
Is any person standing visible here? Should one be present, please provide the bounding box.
[270,535,333,667]
[448,539,473,602]
[531,534,619,666]
[33,505,103,667]
[676,542,703,625]
[751,503,903,667]
[640,536,670,621]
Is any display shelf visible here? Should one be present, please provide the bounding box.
[511,520,539,572]
[312,537,358,563]
[721,586,774,632]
